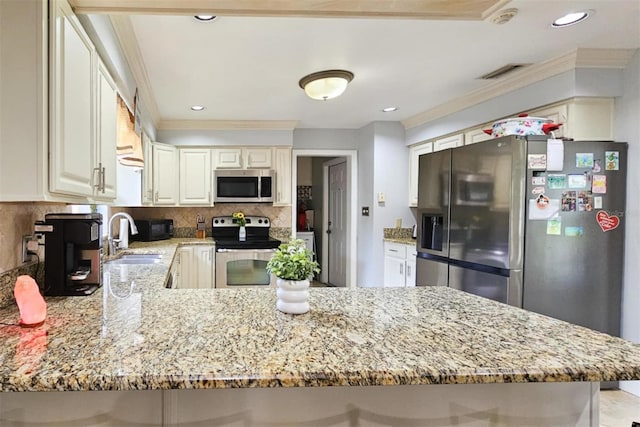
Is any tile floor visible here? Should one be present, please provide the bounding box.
[600,390,640,427]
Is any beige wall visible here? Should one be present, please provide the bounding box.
[0,202,68,273]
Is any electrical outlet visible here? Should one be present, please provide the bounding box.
[22,235,33,263]
[361,206,370,216]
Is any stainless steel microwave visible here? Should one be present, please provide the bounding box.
[214,169,274,203]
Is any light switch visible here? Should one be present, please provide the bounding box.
[361,207,370,216]
[377,192,386,203]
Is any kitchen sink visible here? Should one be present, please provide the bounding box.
[106,254,162,265]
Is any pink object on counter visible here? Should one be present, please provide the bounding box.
[14,275,47,327]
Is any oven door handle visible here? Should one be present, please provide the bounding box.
[216,248,277,253]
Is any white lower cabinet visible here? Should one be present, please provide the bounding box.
[173,246,215,289]
[383,242,417,287]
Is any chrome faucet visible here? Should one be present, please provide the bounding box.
[107,212,138,255]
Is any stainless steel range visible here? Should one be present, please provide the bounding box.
[212,216,281,288]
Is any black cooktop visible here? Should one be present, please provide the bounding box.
[211,215,281,250]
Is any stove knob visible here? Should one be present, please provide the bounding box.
[220,219,225,224]
[258,219,263,224]
[265,219,269,224]
[214,219,219,224]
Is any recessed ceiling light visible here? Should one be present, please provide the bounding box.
[552,11,590,27]
[382,107,398,113]
[191,105,205,111]
[194,15,217,22]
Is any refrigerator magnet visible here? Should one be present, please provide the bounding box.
[529,197,560,220]
[596,210,620,232]
[546,218,562,235]
[568,174,586,188]
[592,175,607,193]
[592,159,602,173]
[565,226,584,237]
[594,196,603,209]
[532,171,546,186]
[561,191,577,212]
[576,153,594,168]
[547,174,567,189]
[546,139,564,171]
[605,151,619,170]
[532,187,545,195]
[528,154,547,170]
[577,191,594,212]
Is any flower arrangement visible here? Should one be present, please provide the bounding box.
[267,239,320,281]
[232,212,246,227]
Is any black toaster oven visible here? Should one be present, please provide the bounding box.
[131,219,174,241]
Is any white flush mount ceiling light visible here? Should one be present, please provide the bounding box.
[194,15,217,22]
[190,105,205,111]
[298,70,354,101]
[552,11,591,27]
[382,107,398,112]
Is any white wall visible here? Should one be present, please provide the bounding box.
[356,124,375,287]
[615,49,640,397]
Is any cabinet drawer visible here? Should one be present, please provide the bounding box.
[384,242,407,258]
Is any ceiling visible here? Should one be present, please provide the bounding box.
[77,0,640,130]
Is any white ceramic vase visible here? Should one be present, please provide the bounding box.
[238,226,246,241]
[276,278,310,314]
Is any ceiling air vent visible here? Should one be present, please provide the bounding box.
[479,63,531,80]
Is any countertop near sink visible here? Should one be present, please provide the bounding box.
[0,235,639,392]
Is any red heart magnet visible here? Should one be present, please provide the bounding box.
[596,211,620,232]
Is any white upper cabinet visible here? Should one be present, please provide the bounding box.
[408,142,433,207]
[49,0,119,201]
[273,147,292,206]
[49,0,95,197]
[529,97,613,141]
[212,147,273,169]
[152,143,178,205]
[141,133,154,205]
[212,148,242,169]
[434,133,464,151]
[179,148,212,205]
[244,148,272,169]
[94,59,118,201]
[464,126,493,145]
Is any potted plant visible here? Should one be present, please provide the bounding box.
[267,239,320,314]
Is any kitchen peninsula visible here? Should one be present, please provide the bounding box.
[0,240,639,426]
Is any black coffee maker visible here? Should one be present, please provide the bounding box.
[40,213,103,296]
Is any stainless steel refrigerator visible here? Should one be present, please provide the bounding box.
[416,135,627,336]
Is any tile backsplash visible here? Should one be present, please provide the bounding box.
[0,202,69,273]
[128,205,292,229]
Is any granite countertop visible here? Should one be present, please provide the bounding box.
[384,237,417,245]
[0,238,639,392]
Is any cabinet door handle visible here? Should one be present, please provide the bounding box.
[400,264,404,275]
[93,166,101,189]
[155,191,159,202]
[407,265,411,277]
[100,166,106,193]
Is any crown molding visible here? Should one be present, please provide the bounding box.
[109,15,161,127]
[402,48,634,130]
[158,120,299,131]
[575,48,636,68]
[71,0,508,20]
